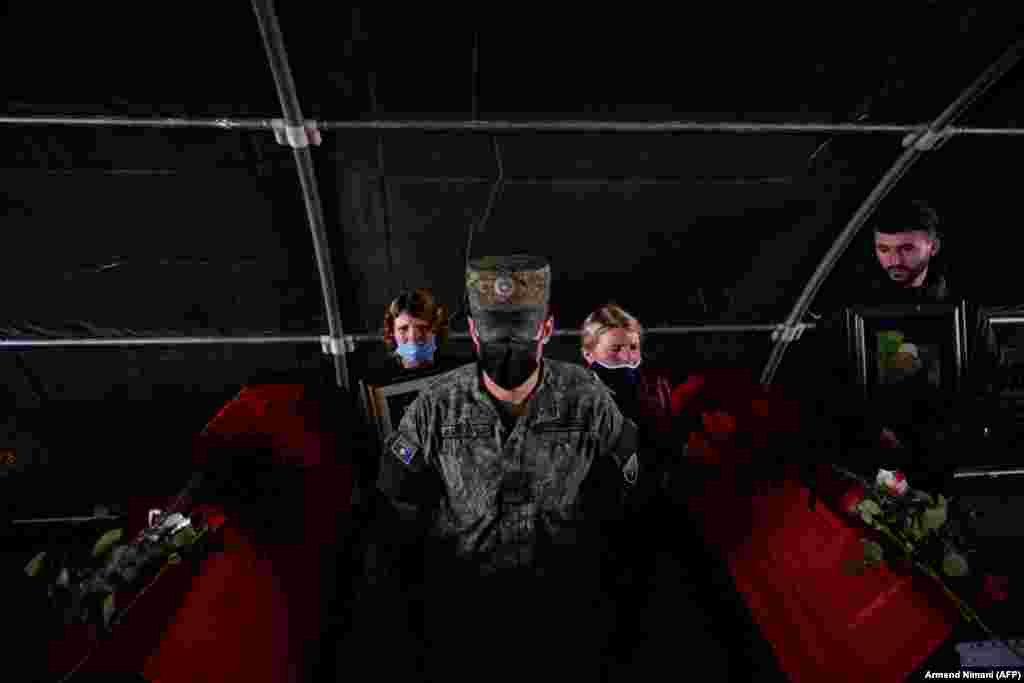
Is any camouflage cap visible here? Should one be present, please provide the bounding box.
[466,255,551,338]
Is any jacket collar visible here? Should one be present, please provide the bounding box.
[868,268,949,304]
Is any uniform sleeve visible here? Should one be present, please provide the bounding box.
[375,392,441,515]
[594,392,641,490]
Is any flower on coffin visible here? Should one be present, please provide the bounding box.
[833,465,1024,662]
[701,410,737,442]
[840,469,966,578]
[982,574,1010,603]
[839,483,867,516]
[876,469,909,497]
[749,397,773,421]
[23,505,223,636]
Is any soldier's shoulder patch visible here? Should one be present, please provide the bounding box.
[623,452,639,486]
[390,434,419,466]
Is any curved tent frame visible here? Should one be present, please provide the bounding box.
[0,0,1021,392]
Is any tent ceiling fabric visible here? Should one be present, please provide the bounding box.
[1,4,1023,347]
[3,5,1021,122]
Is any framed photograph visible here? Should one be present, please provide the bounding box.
[973,308,1024,429]
[360,375,437,448]
[976,308,1024,395]
[845,301,968,400]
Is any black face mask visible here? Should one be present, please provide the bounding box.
[590,362,642,417]
[477,336,541,390]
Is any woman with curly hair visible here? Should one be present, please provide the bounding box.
[379,289,450,374]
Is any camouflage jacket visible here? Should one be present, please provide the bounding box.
[377,359,639,577]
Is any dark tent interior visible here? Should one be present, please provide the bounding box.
[2,3,1024,681]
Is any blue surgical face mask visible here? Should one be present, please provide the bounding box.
[396,338,437,364]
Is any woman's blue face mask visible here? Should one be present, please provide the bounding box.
[396,338,436,365]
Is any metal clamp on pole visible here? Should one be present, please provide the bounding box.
[320,335,354,356]
[771,323,809,343]
[270,118,322,148]
[901,127,949,151]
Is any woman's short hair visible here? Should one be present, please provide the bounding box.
[581,302,643,353]
[382,289,449,352]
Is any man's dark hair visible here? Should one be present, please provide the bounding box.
[870,199,940,239]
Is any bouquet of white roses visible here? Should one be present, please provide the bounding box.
[833,465,1023,662]
[24,500,222,638]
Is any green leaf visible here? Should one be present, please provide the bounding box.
[904,513,926,541]
[169,525,198,549]
[861,500,883,516]
[92,529,124,558]
[863,540,885,564]
[25,551,47,577]
[860,510,875,525]
[102,593,116,629]
[922,502,947,533]
[942,552,969,577]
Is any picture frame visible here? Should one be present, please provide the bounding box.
[844,301,968,401]
[360,375,437,449]
[976,307,1024,394]
[973,307,1024,428]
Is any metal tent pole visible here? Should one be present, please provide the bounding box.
[760,37,1024,386]
[4,115,1024,137]
[0,115,273,129]
[316,121,1024,135]
[0,335,322,348]
[0,323,813,349]
[251,0,350,390]
[343,323,812,344]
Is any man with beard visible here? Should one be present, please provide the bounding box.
[802,199,965,487]
[866,199,948,304]
[349,255,640,682]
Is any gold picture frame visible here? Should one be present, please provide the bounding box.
[359,375,437,449]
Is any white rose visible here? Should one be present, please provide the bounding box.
[876,469,909,496]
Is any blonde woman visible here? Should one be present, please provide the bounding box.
[581,303,674,435]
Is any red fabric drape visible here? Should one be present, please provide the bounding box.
[46,384,353,683]
[672,369,958,683]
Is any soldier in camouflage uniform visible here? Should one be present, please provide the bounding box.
[367,255,641,681]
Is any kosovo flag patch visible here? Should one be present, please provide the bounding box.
[391,434,419,466]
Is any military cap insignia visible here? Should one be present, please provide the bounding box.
[465,255,551,311]
[390,434,419,466]
[494,275,515,300]
[623,452,639,486]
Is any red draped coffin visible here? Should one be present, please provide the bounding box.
[46,370,961,682]
[46,384,353,682]
[672,369,959,683]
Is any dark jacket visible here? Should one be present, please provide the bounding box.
[863,268,952,306]
[589,362,689,483]
[799,267,959,470]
